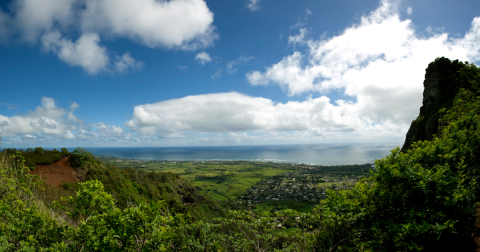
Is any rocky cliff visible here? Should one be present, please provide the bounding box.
[402,57,480,151]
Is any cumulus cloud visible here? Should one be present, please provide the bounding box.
[81,0,217,50]
[40,31,144,74]
[41,31,109,75]
[246,0,480,128]
[247,0,261,12]
[0,97,74,137]
[13,0,77,42]
[226,56,254,74]
[194,51,212,65]
[0,97,136,146]
[125,92,403,138]
[3,0,217,73]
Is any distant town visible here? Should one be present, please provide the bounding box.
[239,170,364,204]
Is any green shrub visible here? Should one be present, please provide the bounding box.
[313,91,480,250]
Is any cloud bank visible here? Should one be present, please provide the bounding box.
[0,98,131,146]
[0,97,77,138]
[125,92,400,138]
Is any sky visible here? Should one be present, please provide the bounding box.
[0,0,480,148]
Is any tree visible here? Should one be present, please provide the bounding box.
[61,148,69,155]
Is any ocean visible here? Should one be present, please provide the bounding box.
[83,143,401,166]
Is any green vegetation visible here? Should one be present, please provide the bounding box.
[238,167,368,204]
[100,158,371,202]
[2,58,480,250]
[0,152,315,250]
[98,159,298,200]
[2,147,226,221]
[254,200,316,215]
[3,146,64,168]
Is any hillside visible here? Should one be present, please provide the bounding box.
[31,156,78,187]
[4,147,225,220]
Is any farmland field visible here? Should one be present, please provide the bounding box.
[97,157,295,200]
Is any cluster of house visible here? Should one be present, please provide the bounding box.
[239,171,362,204]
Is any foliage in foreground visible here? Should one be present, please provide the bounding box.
[0,157,313,251]
[312,90,480,251]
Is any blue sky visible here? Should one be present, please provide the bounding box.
[1,0,480,147]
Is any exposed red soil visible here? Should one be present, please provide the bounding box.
[31,156,78,186]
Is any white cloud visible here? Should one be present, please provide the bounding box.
[94,123,124,135]
[288,28,308,49]
[246,0,480,129]
[42,31,110,75]
[290,21,305,30]
[0,97,74,137]
[0,94,403,147]
[13,0,77,42]
[41,31,143,74]
[3,0,217,73]
[226,56,254,74]
[0,97,135,146]
[114,53,144,73]
[425,26,444,35]
[407,7,412,15]
[247,0,261,12]
[194,51,212,65]
[67,102,83,124]
[125,92,403,138]
[81,0,217,50]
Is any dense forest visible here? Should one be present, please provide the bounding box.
[2,57,480,250]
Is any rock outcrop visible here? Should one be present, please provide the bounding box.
[401,57,477,151]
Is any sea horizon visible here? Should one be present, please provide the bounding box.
[74,143,402,166]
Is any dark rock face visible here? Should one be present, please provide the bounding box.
[402,57,465,151]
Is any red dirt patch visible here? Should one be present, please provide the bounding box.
[31,156,78,186]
